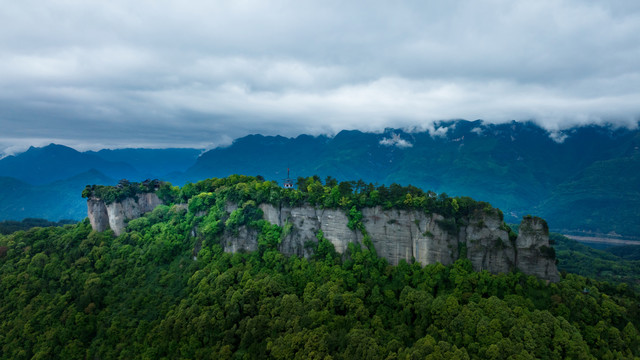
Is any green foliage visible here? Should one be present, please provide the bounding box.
[539,245,556,260]
[313,230,338,261]
[82,179,164,204]
[2,175,639,358]
[1,215,639,359]
[606,244,640,260]
[257,222,283,252]
[437,218,459,235]
[551,233,640,292]
[347,206,364,231]
[0,218,77,235]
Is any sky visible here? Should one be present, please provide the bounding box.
[1,0,639,155]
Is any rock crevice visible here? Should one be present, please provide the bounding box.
[87,193,162,236]
[88,197,559,281]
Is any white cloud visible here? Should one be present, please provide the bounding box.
[379,133,413,148]
[548,131,569,144]
[0,0,639,150]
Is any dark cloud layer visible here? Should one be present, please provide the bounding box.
[1,1,639,155]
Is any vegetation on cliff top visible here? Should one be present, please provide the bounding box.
[1,175,639,358]
[82,178,163,205]
[158,174,498,224]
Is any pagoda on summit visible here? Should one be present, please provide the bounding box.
[283,168,294,189]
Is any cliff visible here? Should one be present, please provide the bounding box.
[226,203,559,282]
[87,197,559,281]
[87,193,162,236]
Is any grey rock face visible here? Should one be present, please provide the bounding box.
[88,195,559,282]
[515,217,560,282]
[87,198,109,232]
[222,203,558,281]
[87,193,163,236]
[361,207,457,266]
[222,227,258,254]
[258,204,359,257]
[462,212,514,274]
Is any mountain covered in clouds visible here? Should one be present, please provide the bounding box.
[0,120,638,236]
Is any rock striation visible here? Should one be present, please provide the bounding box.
[88,196,559,281]
[226,203,560,281]
[515,216,560,282]
[228,203,559,282]
[87,193,163,236]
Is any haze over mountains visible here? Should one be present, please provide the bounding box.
[1,120,638,237]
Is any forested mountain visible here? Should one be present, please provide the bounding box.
[0,144,141,185]
[182,121,640,236]
[551,234,640,291]
[86,148,201,179]
[0,218,76,235]
[0,146,201,221]
[0,120,639,237]
[0,170,116,221]
[1,175,638,359]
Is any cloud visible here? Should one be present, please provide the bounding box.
[0,0,639,150]
[379,133,413,148]
[548,131,569,144]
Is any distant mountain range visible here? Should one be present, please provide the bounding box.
[0,146,201,221]
[1,120,638,236]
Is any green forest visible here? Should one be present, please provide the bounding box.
[552,233,640,292]
[0,218,76,235]
[1,175,639,359]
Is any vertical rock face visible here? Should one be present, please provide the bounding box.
[87,193,163,236]
[222,227,259,253]
[462,212,514,274]
[87,198,109,232]
[220,203,559,282]
[515,216,560,282]
[257,204,360,258]
[88,196,559,281]
[361,207,458,266]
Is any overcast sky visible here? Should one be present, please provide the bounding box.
[1,0,639,155]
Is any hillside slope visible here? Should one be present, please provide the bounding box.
[1,175,638,359]
[84,176,560,281]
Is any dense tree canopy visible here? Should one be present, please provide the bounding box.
[0,218,76,235]
[1,175,639,359]
[82,178,163,205]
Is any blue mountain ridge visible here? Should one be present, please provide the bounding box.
[0,120,638,236]
[181,120,640,236]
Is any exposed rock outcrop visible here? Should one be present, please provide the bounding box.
[87,198,109,232]
[87,193,163,236]
[224,203,560,282]
[515,216,560,282]
[258,204,361,258]
[88,196,559,281]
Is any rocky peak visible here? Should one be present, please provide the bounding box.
[87,195,559,281]
[515,216,560,282]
